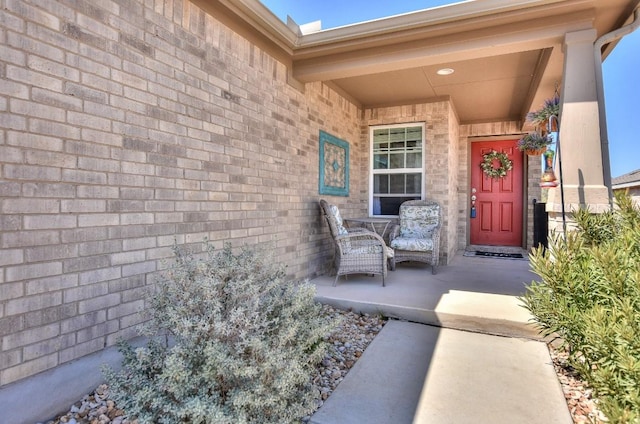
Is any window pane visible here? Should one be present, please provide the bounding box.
[374,154,388,169]
[389,128,405,142]
[389,153,404,169]
[406,173,422,193]
[373,175,388,194]
[406,153,421,168]
[373,129,389,142]
[406,126,422,141]
[389,174,405,193]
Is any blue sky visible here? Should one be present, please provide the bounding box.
[260,0,639,178]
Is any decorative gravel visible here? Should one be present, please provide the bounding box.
[39,384,132,424]
[548,344,608,424]
[38,306,605,424]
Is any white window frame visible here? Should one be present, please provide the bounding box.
[368,123,426,217]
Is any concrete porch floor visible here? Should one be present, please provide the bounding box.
[311,250,541,339]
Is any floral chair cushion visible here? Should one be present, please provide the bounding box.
[398,205,439,239]
[390,237,433,252]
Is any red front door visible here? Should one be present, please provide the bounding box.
[470,140,523,246]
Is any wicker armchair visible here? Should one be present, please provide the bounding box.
[389,199,441,274]
[319,199,391,286]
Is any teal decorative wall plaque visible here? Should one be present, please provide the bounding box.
[319,131,349,196]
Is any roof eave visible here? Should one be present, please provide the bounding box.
[296,0,573,47]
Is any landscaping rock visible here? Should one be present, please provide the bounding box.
[549,344,607,424]
[38,305,384,424]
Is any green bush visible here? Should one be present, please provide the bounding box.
[103,242,337,424]
[521,193,640,423]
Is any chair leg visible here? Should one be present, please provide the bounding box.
[333,274,340,286]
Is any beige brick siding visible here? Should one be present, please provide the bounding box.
[447,106,461,260]
[0,0,359,385]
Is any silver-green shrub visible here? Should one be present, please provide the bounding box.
[522,193,640,423]
[103,242,337,424]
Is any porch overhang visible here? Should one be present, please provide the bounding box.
[193,0,639,126]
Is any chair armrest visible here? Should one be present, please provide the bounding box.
[336,230,387,252]
[432,222,442,242]
[431,223,441,261]
[346,227,369,234]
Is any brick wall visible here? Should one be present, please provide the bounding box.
[0,0,361,385]
[446,105,460,259]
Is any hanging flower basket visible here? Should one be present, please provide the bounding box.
[527,96,560,130]
[517,133,552,156]
[525,146,547,156]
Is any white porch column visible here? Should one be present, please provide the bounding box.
[546,28,612,232]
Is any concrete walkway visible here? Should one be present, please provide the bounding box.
[310,252,573,424]
[310,320,571,424]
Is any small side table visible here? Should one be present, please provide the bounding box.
[344,217,393,240]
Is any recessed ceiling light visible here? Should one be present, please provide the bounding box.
[437,68,455,75]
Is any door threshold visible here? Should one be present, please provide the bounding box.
[467,245,526,254]
[465,245,528,259]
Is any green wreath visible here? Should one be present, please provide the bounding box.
[480,150,513,179]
